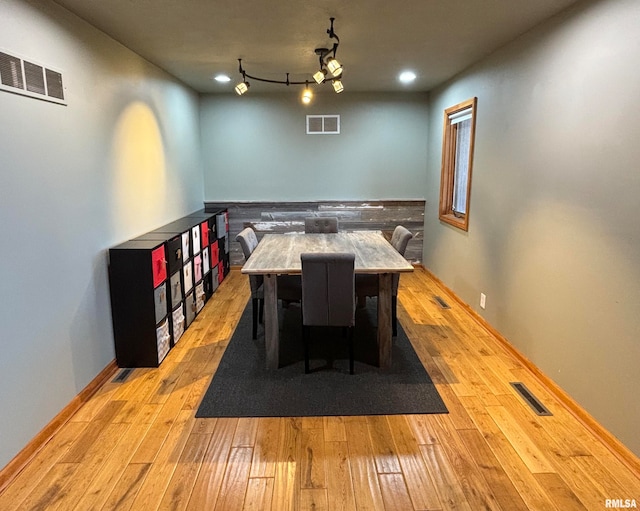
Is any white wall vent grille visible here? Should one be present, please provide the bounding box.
[0,52,23,89]
[306,114,340,135]
[45,69,65,100]
[24,61,46,95]
[0,49,66,105]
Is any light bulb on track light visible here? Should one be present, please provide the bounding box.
[302,86,313,104]
[313,69,327,84]
[234,81,249,95]
[326,57,343,77]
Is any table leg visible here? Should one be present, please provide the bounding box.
[264,274,279,369]
[378,273,392,369]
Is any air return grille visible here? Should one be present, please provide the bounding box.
[0,52,23,88]
[45,69,64,99]
[0,50,66,105]
[306,114,340,134]
[24,61,46,94]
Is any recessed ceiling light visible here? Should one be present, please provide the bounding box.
[214,74,231,83]
[399,71,417,84]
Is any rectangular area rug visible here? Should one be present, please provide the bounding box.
[196,298,448,418]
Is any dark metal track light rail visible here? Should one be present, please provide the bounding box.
[235,18,344,99]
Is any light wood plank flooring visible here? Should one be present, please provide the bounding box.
[1,267,639,510]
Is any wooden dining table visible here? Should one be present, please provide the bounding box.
[241,231,414,369]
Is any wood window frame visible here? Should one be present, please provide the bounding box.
[438,97,478,231]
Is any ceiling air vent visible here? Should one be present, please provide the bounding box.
[0,49,66,105]
[306,114,340,135]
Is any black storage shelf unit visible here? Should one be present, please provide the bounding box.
[108,208,230,368]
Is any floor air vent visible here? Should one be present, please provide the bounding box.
[434,296,451,309]
[113,368,133,383]
[510,382,552,416]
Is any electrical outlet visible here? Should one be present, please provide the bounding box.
[480,293,486,309]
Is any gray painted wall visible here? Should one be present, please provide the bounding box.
[200,92,429,201]
[423,0,640,456]
[2,0,638,474]
[0,0,204,468]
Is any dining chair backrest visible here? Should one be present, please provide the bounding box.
[235,227,262,294]
[390,225,413,294]
[235,227,265,339]
[390,225,413,257]
[304,217,339,233]
[301,252,355,327]
[236,227,259,258]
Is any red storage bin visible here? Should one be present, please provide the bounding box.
[151,245,167,288]
[201,221,209,247]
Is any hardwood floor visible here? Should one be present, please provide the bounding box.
[1,267,639,510]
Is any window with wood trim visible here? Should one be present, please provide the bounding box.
[439,97,477,231]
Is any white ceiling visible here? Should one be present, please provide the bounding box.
[52,0,581,94]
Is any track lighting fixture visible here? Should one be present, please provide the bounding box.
[234,17,344,103]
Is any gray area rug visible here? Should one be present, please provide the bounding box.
[196,299,448,417]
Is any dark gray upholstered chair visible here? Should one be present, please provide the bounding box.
[236,227,264,339]
[236,227,302,337]
[304,216,339,233]
[277,274,302,303]
[301,252,356,374]
[356,225,413,336]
